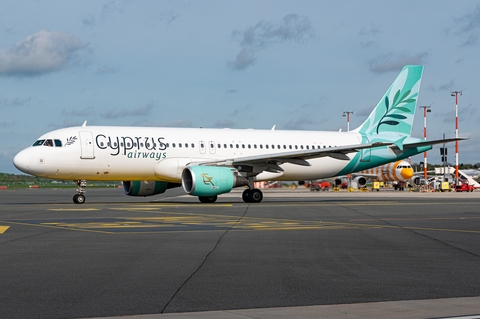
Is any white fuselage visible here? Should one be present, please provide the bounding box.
[14,126,380,182]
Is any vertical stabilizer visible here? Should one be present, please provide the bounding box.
[352,65,423,137]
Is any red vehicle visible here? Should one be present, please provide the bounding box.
[455,180,474,192]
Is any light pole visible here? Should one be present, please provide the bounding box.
[342,111,354,190]
[419,105,431,179]
[342,111,353,132]
[451,91,462,182]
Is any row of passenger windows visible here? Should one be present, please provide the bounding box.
[33,139,335,150]
[197,143,335,150]
[100,142,333,149]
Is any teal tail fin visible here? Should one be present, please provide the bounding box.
[352,65,424,137]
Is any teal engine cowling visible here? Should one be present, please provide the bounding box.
[122,181,178,196]
[182,166,248,197]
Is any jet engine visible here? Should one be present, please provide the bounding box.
[182,166,248,196]
[409,176,421,186]
[122,181,178,196]
[352,176,367,188]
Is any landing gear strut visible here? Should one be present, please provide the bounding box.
[73,180,87,204]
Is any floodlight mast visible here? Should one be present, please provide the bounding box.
[451,91,462,182]
[342,111,353,132]
[419,105,431,179]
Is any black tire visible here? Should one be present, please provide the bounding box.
[242,189,250,203]
[73,194,85,204]
[248,189,263,203]
[198,195,217,203]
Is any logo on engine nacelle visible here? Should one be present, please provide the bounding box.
[201,173,215,186]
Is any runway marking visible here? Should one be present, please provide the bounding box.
[2,213,480,235]
[0,225,10,234]
[48,208,101,211]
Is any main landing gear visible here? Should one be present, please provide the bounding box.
[242,188,263,203]
[73,180,87,204]
[198,195,218,203]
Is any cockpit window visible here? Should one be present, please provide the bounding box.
[33,140,45,146]
[32,139,63,147]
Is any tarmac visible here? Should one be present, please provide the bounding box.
[1,186,480,319]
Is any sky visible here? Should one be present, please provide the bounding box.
[1,0,480,174]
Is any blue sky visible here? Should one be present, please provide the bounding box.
[1,0,480,173]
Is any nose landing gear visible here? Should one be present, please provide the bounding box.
[73,180,87,204]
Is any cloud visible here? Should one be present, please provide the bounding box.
[0,96,31,107]
[229,13,314,70]
[282,116,317,130]
[101,101,156,119]
[0,30,87,77]
[454,4,480,46]
[368,52,429,73]
[227,104,253,118]
[62,106,96,117]
[358,23,382,48]
[81,14,96,27]
[95,64,120,75]
[214,119,235,127]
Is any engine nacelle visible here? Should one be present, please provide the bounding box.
[182,166,248,197]
[352,176,367,188]
[409,176,421,186]
[122,181,170,196]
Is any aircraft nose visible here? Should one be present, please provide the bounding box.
[13,149,31,173]
[401,167,414,180]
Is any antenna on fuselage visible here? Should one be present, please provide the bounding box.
[82,121,87,127]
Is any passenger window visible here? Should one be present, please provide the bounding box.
[266,145,269,149]
[173,143,176,148]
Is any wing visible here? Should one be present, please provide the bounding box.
[195,142,391,171]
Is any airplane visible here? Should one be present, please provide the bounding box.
[13,65,464,204]
[348,160,420,190]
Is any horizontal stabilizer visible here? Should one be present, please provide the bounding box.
[402,137,467,149]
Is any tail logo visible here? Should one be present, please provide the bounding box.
[377,88,417,133]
